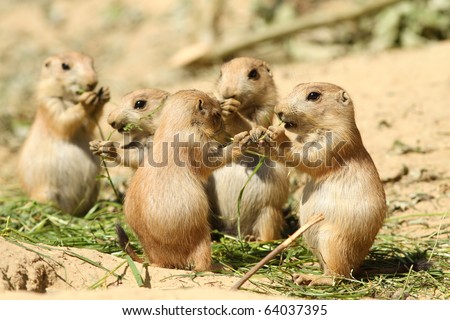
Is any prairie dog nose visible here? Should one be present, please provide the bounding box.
[107,110,119,128]
[221,87,236,100]
[86,81,97,91]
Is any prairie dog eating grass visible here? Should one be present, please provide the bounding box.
[90,88,169,169]
[207,57,289,241]
[18,51,110,216]
[124,89,243,270]
[243,82,386,285]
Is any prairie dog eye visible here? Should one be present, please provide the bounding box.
[134,100,147,109]
[307,92,321,101]
[61,63,71,71]
[248,68,260,80]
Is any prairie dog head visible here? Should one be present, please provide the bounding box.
[275,82,356,136]
[38,51,98,102]
[216,57,277,109]
[156,89,225,143]
[107,88,169,140]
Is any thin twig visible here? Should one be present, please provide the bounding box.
[231,213,324,291]
[95,121,120,200]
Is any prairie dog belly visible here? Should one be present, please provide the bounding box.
[143,172,210,239]
[51,137,100,214]
[19,126,99,216]
[299,172,385,269]
[209,157,289,236]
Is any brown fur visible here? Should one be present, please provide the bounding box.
[17,51,110,216]
[244,82,386,284]
[207,57,289,241]
[124,89,242,271]
[90,88,169,169]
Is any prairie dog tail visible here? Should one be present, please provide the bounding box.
[115,223,144,263]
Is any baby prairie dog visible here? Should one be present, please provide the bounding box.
[207,57,289,241]
[244,82,386,285]
[18,51,110,216]
[90,88,169,169]
[124,90,242,271]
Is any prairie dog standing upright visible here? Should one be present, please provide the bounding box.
[244,82,386,284]
[207,57,289,241]
[124,90,242,271]
[90,88,169,169]
[18,51,110,216]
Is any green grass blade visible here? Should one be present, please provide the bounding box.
[236,155,265,240]
[125,255,144,287]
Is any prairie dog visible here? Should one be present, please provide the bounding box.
[207,57,289,241]
[124,90,242,271]
[216,57,277,133]
[90,88,169,169]
[245,82,386,285]
[18,51,110,216]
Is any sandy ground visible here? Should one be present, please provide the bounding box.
[0,0,449,299]
[0,238,276,300]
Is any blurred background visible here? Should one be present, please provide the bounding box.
[1,0,449,197]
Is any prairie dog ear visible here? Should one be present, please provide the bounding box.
[159,94,169,106]
[262,61,272,76]
[338,90,351,106]
[197,99,204,111]
[44,59,52,68]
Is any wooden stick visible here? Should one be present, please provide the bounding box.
[230,213,324,291]
[171,0,404,66]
